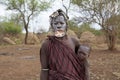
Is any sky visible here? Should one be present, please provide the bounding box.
[28,0,82,33]
[0,0,101,33]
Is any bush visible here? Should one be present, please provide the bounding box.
[0,22,22,35]
[79,23,103,36]
[90,29,103,36]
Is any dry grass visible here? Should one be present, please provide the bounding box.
[0,44,120,80]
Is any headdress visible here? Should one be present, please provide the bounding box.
[49,9,69,24]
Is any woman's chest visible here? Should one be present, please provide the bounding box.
[62,38,75,52]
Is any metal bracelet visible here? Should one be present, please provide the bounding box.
[41,68,49,71]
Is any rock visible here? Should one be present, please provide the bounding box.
[20,56,36,60]
[112,72,120,79]
[27,33,40,44]
[80,31,96,44]
[0,52,13,56]
[37,33,47,43]
[67,29,77,38]
[0,52,9,55]
[3,37,16,45]
[17,48,30,51]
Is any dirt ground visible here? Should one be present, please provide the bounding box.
[0,44,120,80]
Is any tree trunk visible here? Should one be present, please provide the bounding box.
[24,25,28,44]
[107,35,116,50]
[105,30,117,51]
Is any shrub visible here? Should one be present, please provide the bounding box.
[91,29,103,36]
[79,23,103,36]
[0,22,22,35]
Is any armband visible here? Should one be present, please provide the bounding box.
[41,68,49,71]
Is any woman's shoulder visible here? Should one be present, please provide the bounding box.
[41,39,49,48]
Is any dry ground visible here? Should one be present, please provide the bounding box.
[0,44,120,80]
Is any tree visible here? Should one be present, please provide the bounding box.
[9,13,23,26]
[0,0,52,44]
[105,14,120,50]
[71,0,120,50]
[61,0,72,16]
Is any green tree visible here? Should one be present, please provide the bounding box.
[0,0,52,44]
[71,0,120,51]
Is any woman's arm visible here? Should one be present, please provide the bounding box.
[40,41,49,80]
[71,37,91,59]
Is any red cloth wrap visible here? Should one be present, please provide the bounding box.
[47,36,86,80]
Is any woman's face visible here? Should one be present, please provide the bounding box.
[51,15,67,37]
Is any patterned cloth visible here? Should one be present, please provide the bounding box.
[47,36,86,80]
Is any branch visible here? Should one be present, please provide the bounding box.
[62,0,72,15]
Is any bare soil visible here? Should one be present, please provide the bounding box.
[0,44,120,80]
